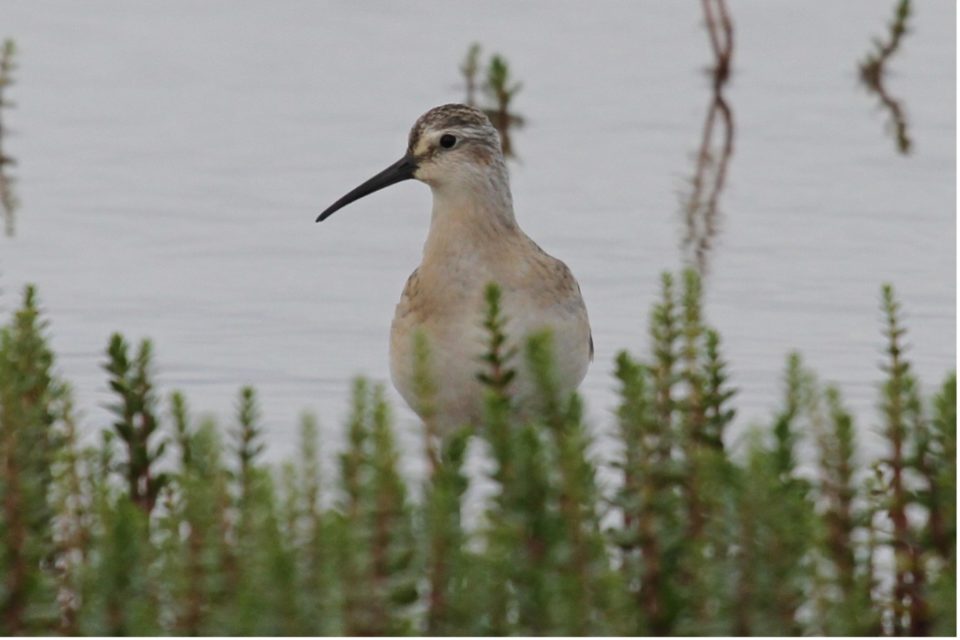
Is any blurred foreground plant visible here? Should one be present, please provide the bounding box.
[0,274,953,635]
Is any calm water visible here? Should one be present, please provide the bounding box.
[0,1,955,464]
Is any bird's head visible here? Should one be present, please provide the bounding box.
[316,104,505,223]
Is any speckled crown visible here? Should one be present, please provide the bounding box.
[407,104,495,151]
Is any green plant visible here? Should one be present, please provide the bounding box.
[0,38,19,236]
[0,286,63,633]
[0,277,952,635]
[457,44,525,158]
[103,335,169,515]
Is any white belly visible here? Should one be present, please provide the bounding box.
[390,286,591,430]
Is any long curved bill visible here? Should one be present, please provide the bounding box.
[316,154,418,222]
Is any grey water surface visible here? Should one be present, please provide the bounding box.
[0,0,955,466]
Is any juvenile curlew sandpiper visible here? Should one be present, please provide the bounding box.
[317,104,592,430]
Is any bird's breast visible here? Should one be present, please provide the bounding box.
[388,249,591,429]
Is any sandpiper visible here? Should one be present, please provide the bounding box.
[317,104,592,430]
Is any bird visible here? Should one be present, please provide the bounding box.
[317,104,592,431]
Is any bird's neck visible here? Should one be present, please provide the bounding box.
[422,166,522,264]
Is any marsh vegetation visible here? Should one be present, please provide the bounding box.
[0,274,954,635]
[0,38,17,237]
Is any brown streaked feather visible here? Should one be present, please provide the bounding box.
[407,104,494,152]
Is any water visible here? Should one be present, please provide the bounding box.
[0,0,954,465]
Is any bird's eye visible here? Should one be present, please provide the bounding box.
[439,134,457,149]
